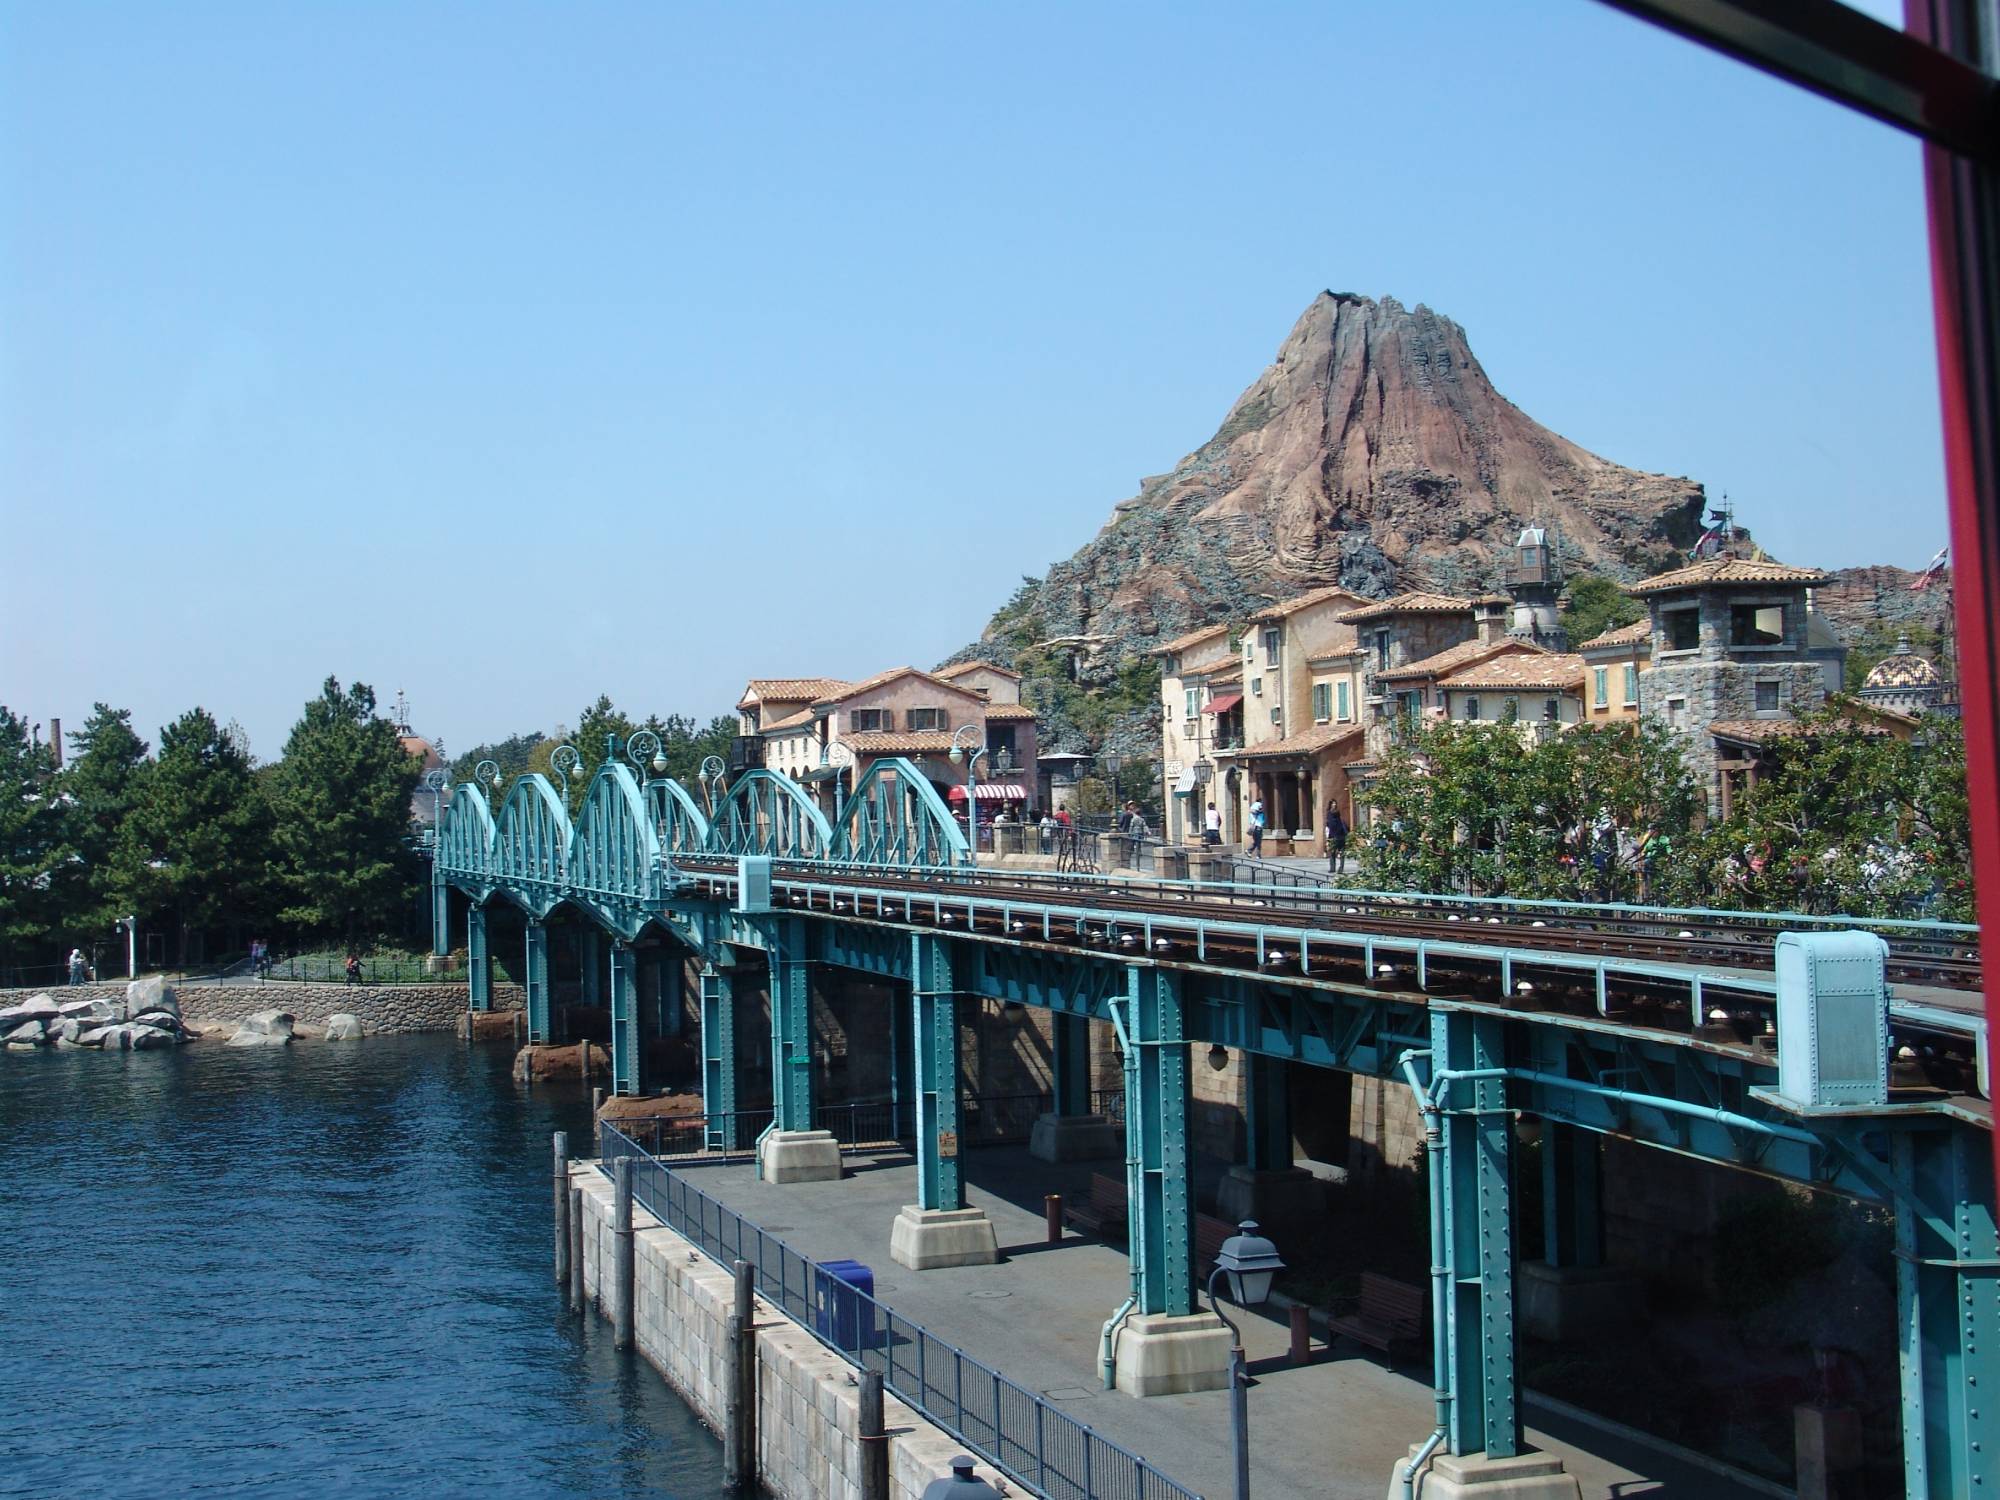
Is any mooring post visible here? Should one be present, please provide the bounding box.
[553,1132,571,1287]
[858,1368,887,1500]
[612,1156,635,1350]
[723,1259,757,1489]
[568,1185,586,1315]
[1044,1193,1063,1246]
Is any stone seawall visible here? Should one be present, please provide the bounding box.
[0,982,523,1035]
[572,1160,981,1500]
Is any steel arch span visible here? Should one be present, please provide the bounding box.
[707,769,834,860]
[832,756,969,868]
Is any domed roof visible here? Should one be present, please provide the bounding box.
[1864,635,1941,690]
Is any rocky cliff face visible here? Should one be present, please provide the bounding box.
[979,292,1707,669]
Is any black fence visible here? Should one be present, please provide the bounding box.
[599,1123,1198,1500]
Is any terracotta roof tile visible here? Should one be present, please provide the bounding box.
[1439,653,1588,691]
[936,660,1022,682]
[1237,724,1365,759]
[1177,653,1239,678]
[1247,583,1370,623]
[1337,591,1474,623]
[1628,558,1828,595]
[760,707,817,733]
[983,703,1037,720]
[1709,716,1886,744]
[1377,639,1541,684]
[815,667,981,705]
[737,676,849,709]
[1153,623,1233,656]
[1577,619,1652,649]
[843,731,960,754]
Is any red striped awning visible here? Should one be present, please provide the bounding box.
[1205,692,1243,715]
[946,782,1028,802]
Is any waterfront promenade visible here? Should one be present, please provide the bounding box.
[682,1144,1774,1500]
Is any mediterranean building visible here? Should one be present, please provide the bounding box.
[1858,634,1950,716]
[1438,651,1590,730]
[1576,619,1651,723]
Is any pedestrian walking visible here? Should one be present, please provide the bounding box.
[67,948,86,986]
[1248,800,1267,857]
[344,954,362,986]
[1324,804,1349,876]
[1203,801,1222,846]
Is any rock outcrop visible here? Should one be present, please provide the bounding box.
[226,1010,296,1048]
[324,1013,365,1041]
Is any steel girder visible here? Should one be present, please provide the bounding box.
[524,919,550,1043]
[1434,1006,1520,1460]
[572,762,676,931]
[912,933,966,1211]
[467,904,491,1012]
[493,774,573,918]
[609,939,642,1097]
[1895,1125,2000,1497]
[701,965,737,1149]
[435,784,497,901]
[767,918,814,1132]
[832,757,971,868]
[647,776,712,858]
[1122,965,1195,1319]
[1245,1052,1292,1173]
[1540,1123,1603,1270]
[1051,1011,1091,1117]
[709,770,833,860]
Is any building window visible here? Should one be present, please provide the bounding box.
[850,709,888,733]
[1465,695,1481,721]
[1622,664,1639,705]
[1270,706,1283,726]
[1593,667,1608,708]
[1755,680,1781,712]
[1666,697,1687,730]
[1185,688,1198,719]
[1312,682,1331,722]
[906,707,947,731]
[1336,681,1351,721]
[1543,697,1559,721]
[1663,608,1700,651]
[1504,696,1520,720]
[1731,604,1787,647]
[1262,628,1281,667]
[986,725,1017,757]
[1375,629,1391,669]
[1251,677,1263,696]
[1164,655,1178,676]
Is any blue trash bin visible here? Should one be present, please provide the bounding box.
[813,1259,875,1351]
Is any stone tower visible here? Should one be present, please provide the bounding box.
[1505,524,1566,649]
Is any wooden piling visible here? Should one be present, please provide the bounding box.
[723,1259,756,1488]
[858,1368,887,1500]
[1044,1193,1063,1245]
[612,1157,635,1350]
[568,1185,586,1314]
[553,1132,570,1286]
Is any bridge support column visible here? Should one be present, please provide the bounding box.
[580,928,602,1010]
[701,966,738,1150]
[609,939,644,1097]
[1396,1008,1579,1500]
[431,860,449,958]
[1031,1010,1119,1163]
[655,951,682,1038]
[524,919,550,1043]
[1895,1125,2000,1499]
[1217,1052,1321,1239]
[1519,1124,1630,1344]
[759,920,838,1184]
[467,904,491,1012]
[1113,966,1230,1397]
[892,934,997,1270]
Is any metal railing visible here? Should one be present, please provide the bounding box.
[628,1091,1128,1163]
[599,1123,1199,1500]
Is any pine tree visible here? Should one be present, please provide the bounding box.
[60,705,150,934]
[266,677,423,943]
[0,706,72,971]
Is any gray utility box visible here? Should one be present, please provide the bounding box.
[1773,930,1890,1109]
[737,855,775,914]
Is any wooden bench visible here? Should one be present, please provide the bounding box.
[1327,1272,1425,1361]
[1063,1172,1129,1237]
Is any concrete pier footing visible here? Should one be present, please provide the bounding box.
[1387,1445,1582,1500]
[1515,1261,1640,1344]
[1113,1311,1233,1397]
[1028,1112,1121,1163]
[889,1205,1000,1270]
[1214,1165,1324,1239]
[759,1129,842,1184]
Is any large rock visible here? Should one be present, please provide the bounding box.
[123,976,178,1022]
[129,1024,178,1050]
[324,1013,365,1041]
[92,1025,135,1051]
[58,997,117,1023]
[132,1010,188,1037]
[76,1025,116,1048]
[44,1018,81,1045]
[226,1010,296,1047]
[4,1019,45,1045]
[0,995,61,1026]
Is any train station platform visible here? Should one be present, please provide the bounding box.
[681,1142,1781,1500]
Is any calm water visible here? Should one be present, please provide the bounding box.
[0,1034,727,1499]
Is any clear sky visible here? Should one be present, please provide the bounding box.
[2,1,1943,762]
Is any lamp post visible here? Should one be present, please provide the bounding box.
[947,724,988,863]
[474,759,505,808]
[626,729,668,781]
[548,742,584,803]
[1105,752,1123,813]
[698,754,728,815]
[115,915,137,980]
[1205,1220,1286,1500]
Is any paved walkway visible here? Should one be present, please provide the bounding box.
[681,1144,1777,1500]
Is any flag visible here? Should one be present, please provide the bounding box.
[1707,508,1729,524]
[1911,545,1949,590]
[1688,525,1720,560]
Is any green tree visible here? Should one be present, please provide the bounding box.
[267,677,425,942]
[112,708,271,966]
[1561,574,1643,646]
[0,707,72,971]
[59,705,150,935]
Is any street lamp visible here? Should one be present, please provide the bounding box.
[1105,751,1123,811]
[947,724,995,864]
[115,914,137,980]
[626,729,669,780]
[474,759,505,807]
[698,754,728,814]
[548,742,584,802]
[1205,1220,1286,1500]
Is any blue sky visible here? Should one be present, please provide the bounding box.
[2,1,1942,761]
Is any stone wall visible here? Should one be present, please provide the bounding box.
[0,981,521,1035]
[572,1161,978,1500]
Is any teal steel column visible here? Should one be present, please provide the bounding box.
[657,951,684,1037]
[1245,1052,1292,1172]
[1051,1011,1091,1117]
[700,966,737,1149]
[580,927,602,1009]
[1540,1123,1602,1270]
[888,985,908,1139]
[467,905,491,1012]
[524,919,550,1043]
[768,920,813,1132]
[1436,1008,1519,1459]
[609,940,643,1097]
[912,934,965,1212]
[430,859,449,957]
[1896,1126,2000,1498]
[1124,965,1194,1318]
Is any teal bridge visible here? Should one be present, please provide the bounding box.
[433,735,1995,1498]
